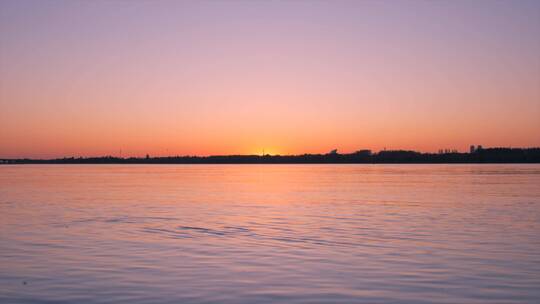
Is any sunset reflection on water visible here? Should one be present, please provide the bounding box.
[1,164,540,303]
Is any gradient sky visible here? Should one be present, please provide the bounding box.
[1,0,539,158]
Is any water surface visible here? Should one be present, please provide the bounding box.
[1,164,539,303]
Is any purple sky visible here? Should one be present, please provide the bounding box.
[1,0,539,158]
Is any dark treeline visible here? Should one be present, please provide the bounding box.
[2,147,540,164]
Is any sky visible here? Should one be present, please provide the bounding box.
[1,0,539,158]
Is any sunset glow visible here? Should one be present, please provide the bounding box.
[1,1,539,158]
[2,2,540,303]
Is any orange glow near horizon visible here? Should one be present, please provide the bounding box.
[1,1,540,159]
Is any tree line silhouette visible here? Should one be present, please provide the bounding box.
[2,147,540,164]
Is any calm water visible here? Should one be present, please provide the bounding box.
[1,164,539,303]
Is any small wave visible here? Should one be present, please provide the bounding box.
[142,227,192,239]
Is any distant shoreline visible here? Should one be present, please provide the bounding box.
[2,147,539,164]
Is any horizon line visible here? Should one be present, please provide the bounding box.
[2,146,540,161]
